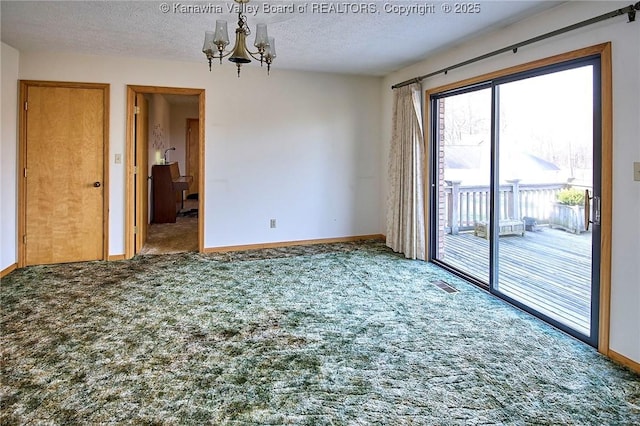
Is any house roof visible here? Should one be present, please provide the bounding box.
[445,145,561,171]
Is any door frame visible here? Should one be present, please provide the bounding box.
[17,80,110,268]
[424,43,612,354]
[185,118,199,197]
[124,85,205,258]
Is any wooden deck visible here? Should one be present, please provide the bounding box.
[442,227,592,335]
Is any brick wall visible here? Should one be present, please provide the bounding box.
[437,98,446,258]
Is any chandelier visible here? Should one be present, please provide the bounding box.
[202,0,276,77]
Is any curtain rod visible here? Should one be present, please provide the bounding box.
[391,2,640,89]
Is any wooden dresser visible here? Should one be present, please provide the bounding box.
[152,162,192,223]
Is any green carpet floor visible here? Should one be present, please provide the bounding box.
[1,241,638,424]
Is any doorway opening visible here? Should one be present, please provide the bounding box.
[125,86,205,258]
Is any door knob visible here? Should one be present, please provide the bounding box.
[93,182,101,187]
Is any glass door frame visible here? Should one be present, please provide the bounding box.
[426,46,611,349]
[427,82,493,291]
[491,57,602,347]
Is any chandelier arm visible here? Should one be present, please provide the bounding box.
[211,50,234,60]
[246,50,265,62]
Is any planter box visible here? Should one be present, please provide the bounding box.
[474,220,525,239]
[549,203,586,234]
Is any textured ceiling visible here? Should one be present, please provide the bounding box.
[1,0,563,76]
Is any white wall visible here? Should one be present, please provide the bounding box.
[147,93,172,170]
[382,1,640,362]
[0,42,19,272]
[205,71,381,247]
[14,52,382,254]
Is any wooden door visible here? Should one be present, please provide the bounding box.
[135,94,149,253]
[186,118,199,196]
[23,84,106,265]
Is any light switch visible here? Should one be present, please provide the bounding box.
[634,162,640,182]
[115,153,122,164]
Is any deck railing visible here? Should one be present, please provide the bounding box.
[444,180,568,234]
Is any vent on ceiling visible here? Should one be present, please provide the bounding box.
[430,280,459,294]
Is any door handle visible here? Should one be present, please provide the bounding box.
[93,182,101,188]
[592,195,601,226]
[584,190,590,231]
[584,189,600,231]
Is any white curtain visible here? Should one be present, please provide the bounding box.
[386,83,426,260]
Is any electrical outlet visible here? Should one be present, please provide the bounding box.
[114,153,122,164]
[634,162,640,182]
[270,219,276,229]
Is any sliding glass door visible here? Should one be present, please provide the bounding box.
[430,57,601,346]
[432,86,492,284]
[495,64,599,340]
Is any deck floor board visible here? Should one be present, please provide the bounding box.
[442,227,592,334]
